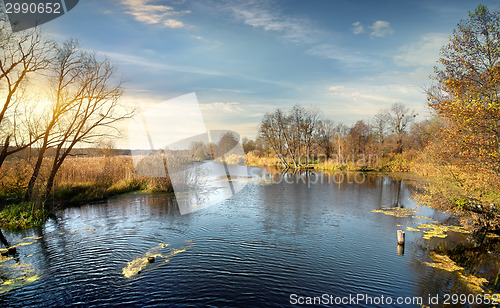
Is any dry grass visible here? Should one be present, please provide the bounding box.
[0,155,172,205]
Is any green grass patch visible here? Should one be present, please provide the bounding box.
[0,202,47,230]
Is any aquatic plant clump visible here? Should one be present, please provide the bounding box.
[372,206,471,240]
[371,207,418,218]
[0,235,44,294]
[422,252,489,293]
[417,223,470,240]
[122,241,193,278]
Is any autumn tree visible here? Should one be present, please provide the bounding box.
[241,137,256,154]
[426,4,500,230]
[334,123,348,161]
[347,120,371,156]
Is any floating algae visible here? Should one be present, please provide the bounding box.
[21,236,42,240]
[371,207,418,218]
[423,253,464,272]
[411,215,432,220]
[0,255,41,294]
[122,241,193,278]
[416,222,470,240]
[0,235,44,294]
[0,274,41,294]
[423,252,489,293]
[406,227,420,232]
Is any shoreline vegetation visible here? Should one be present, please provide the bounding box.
[0,149,424,230]
[0,154,173,230]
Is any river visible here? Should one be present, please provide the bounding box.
[0,167,498,307]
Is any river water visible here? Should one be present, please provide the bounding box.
[0,168,497,307]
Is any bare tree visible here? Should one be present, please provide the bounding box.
[259,110,289,167]
[0,28,53,168]
[24,40,131,202]
[373,111,387,155]
[382,103,416,154]
[334,123,348,161]
[347,120,371,155]
[259,105,321,167]
[43,45,131,200]
[317,119,335,159]
[301,107,320,165]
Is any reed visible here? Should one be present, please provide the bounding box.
[0,155,173,205]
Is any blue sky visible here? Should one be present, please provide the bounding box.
[37,0,499,143]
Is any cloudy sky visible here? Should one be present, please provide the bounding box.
[30,0,499,144]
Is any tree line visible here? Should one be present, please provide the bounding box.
[250,102,422,169]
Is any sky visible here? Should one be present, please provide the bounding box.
[16,0,500,146]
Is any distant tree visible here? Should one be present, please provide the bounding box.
[258,105,321,167]
[373,111,387,155]
[347,120,371,155]
[259,109,290,167]
[242,137,256,154]
[317,119,335,159]
[334,123,348,160]
[381,103,416,154]
[215,132,239,158]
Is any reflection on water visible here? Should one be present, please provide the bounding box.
[0,169,498,307]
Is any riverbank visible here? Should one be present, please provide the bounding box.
[0,155,173,230]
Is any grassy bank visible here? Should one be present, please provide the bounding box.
[245,152,417,173]
[0,155,173,230]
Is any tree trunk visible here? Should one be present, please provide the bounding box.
[0,136,10,169]
[0,229,10,248]
[44,166,58,202]
[24,144,47,202]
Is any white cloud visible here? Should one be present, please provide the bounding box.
[224,1,372,65]
[306,44,369,64]
[328,85,345,92]
[394,33,447,67]
[200,102,244,113]
[121,0,190,28]
[327,83,421,105]
[228,1,318,44]
[352,21,364,35]
[163,19,185,28]
[370,20,394,37]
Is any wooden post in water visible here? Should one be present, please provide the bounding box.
[396,244,404,256]
[397,230,405,245]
